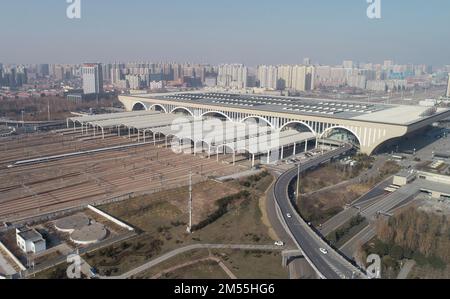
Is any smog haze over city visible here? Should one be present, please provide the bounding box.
[0,0,449,66]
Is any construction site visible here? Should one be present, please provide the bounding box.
[0,116,255,223]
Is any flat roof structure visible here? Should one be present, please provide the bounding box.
[415,179,450,198]
[132,92,445,126]
[66,109,316,166]
[70,223,107,245]
[55,214,90,233]
[17,227,43,242]
[68,110,159,125]
[118,91,450,154]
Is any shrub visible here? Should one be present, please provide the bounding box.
[428,256,446,270]
[412,252,427,266]
[389,245,404,260]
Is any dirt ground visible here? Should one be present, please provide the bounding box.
[0,131,244,222]
[135,248,288,279]
[298,182,372,225]
[83,175,278,277]
[101,180,240,228]
[299,164,354,194]
[158,259,230,279]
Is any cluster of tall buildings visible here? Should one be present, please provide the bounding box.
[312,60,434,92]
[0,64,28,89]
[106,62,215,90]
[1,60,447,99]
[257,64,315,91]
[217,64,248,89]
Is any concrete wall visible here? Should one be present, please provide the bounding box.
[0,241,26,271]
[87,205,134,231]
[417,171,450,185]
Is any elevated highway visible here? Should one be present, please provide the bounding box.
[273,144,367,279]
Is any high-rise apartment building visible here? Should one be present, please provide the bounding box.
[111,64,122,85]
[217,64,247,89]
[277,65,293,90]
[447,73,450,98]
[291,65,315,92]
[38,64,50,77]
[0,63,3,87]
[82,63,103,95]
[54,65,65,81]
[343,60,354,69]
[257,65,278,90]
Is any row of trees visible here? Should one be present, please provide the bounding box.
[376,207,450,264]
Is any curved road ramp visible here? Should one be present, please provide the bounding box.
[273,144,368,279]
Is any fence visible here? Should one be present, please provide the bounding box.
[0,240,26,271]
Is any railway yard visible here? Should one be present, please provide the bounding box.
[0,128,249,222]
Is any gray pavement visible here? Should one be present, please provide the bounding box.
[360,186,419,218]
[340,225,376,258]
[397,260,416,279]
[273,144,367,279]
[265,178,316,279]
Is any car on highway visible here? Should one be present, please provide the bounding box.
[319,248,328,255]
[274,241,285,247]
[286,213,292,218]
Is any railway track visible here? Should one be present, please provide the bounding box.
[0,133,247,222]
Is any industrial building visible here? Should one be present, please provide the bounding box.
[16,227,46,254]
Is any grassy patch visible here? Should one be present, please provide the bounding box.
[83,177,276,277]
[298,157,373,194]
[212,249,288,279]
[159,260,230,279]
[136,248,288,279]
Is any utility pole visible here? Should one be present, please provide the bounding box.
[186,171,193,233]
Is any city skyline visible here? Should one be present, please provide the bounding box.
[0,0,449,66]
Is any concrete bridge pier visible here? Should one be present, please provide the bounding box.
[281,250,303,268]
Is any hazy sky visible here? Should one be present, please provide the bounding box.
[1,0,449,66]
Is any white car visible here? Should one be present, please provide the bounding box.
[274,241,285,247]
[286,213,292,218]
[319,248,328,255]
